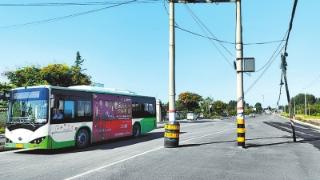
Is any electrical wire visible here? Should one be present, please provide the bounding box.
[278,0,299,104]
[244,32,288,94]
[183,4,234,67]
[244,42,285,94]
[284,0,299,53]
[0,0,161,7]
[1,0,285,47]
[184,4,234,57]
[162,0,285,47]
[176,24,284,46]
[0,0,139,29]
[255,32,288,73]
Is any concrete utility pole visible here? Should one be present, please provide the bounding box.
[164,0,236,148]
[235,0,245,148]
[168,1,176,124]
[164,0,180,148]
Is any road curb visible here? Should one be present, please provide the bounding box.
[277,114,320,130]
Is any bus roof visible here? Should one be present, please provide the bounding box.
[12,85,154,98]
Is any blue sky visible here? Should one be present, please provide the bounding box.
[0,0,319,107]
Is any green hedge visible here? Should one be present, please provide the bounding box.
[0,111,6,133]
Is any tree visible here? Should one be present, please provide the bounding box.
[41,64,73,87]
[254,102,263,113]
[227,100,237,115]
[199,97,214,117]
[292,93,316,105]
[0,82,14,93]
[177,92,202,112]
[0,82,14,107]
[4,53,92,87]
[212,100,227,116]
[5,66,46,87]
[72,51,91,85]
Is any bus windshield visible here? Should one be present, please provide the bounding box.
[8,88,49,124]
[9,100,48,124]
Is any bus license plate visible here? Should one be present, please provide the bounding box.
[16,144,23,148]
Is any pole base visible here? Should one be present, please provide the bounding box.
[164,122,180,148]
[164,138,179,148]
[237,142,245,148]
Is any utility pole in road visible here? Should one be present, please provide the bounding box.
[164,0,236,148]
[164,0,180,148]
[168,1,176,124]
[235,0,245,148]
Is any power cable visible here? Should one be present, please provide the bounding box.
[0,0,161,7]
[0,0,138,29]
[244,43,285,94]
[279,0,299,105]
[284,0,299,53]
[177,26,284,46]
[278,0,299,142]
[162,0,285,46]
[183,4,234,68]
[255,32,288,73]
[184,4,234,57]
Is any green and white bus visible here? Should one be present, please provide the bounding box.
[4,85,156,149]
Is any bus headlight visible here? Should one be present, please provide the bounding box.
[30,137,46,144]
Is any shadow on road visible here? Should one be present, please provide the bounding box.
[179,140,235,148]
[251,121,320,150]
[179,136,293,148]
[16,131,167,155]
[178,120,222,124]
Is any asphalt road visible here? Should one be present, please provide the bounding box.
[0,114,320,180]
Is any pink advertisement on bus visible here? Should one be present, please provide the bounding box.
[92,94,132,142]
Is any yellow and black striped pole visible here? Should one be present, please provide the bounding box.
[236,0,245,148]
[164,0,180,148]
[164,121,180,148]
[237,116,245,147]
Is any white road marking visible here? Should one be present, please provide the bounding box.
[64,129,228,180]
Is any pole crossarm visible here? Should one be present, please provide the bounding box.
[173,0,235,3]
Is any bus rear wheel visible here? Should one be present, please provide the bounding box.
[132,123,141,137]
[76,128,90,149]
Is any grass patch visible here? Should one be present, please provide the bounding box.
[295,114,320,121]
[281,113,320,121]
[281,112,289,118]
[281,113,320,126]
[0,111,6,134]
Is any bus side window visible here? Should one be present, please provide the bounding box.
[64,101,75,119]
[148,103,154,114]
[52,99,64,120]
[77,101,92,117]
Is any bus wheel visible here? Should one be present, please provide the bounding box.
[132,123,141,137]
[76,128,90,149]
